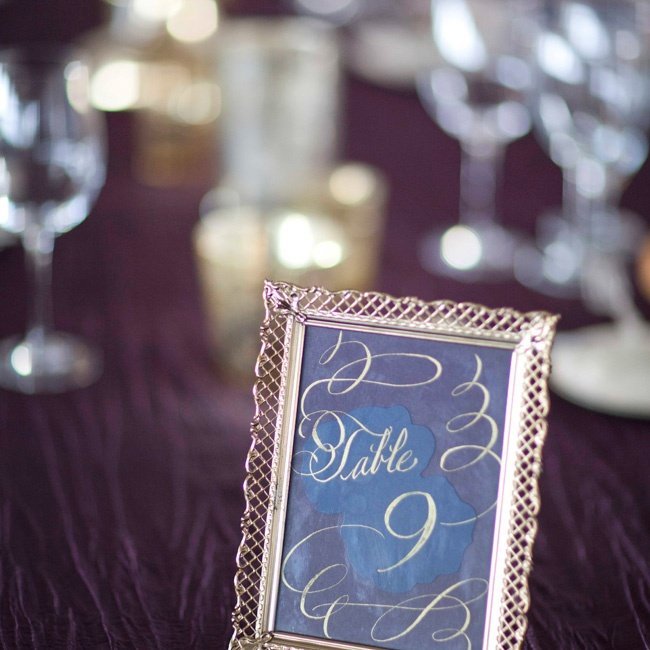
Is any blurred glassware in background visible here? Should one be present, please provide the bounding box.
[527,0,650,417]
[0,46,106,393]
[83,0,220,185]
[216,17,339,207]
[516,0,650,298]
[293,0,432,89]
[195,164,387,380]
[194,16,387,381]
[417,0,534,281]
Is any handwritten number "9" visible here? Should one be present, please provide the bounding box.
[377,491,436,573]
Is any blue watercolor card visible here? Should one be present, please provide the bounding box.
[274,323,514,650]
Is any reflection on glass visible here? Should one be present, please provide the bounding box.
[166,0,218,43]
[90,59,141,111]
[273,211,345,271]
[440,225,483,270]
[328,163,377,206]
[293,0,361,25]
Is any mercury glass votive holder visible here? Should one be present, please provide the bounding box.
[193,164,388,381]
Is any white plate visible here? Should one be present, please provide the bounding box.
[551,323,650,419]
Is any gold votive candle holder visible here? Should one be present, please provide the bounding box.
[193,163,388,381]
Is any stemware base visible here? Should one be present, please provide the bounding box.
[514,212,582,298]
[0,332,102,394]
[0,228,16,251]
[514,209,645,299]
[419,222,520,282]
[551,323,650,418]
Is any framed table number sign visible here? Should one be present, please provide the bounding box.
[230,282,558,650]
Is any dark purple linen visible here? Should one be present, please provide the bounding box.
[1,1,650,648]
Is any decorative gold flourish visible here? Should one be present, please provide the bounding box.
[440,354,502,527]
[279,523,489,645]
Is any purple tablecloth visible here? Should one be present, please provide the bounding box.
[1,1,650,648]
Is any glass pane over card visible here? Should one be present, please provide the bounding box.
[273,322,516,649]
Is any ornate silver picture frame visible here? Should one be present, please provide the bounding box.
[230,281,558,650]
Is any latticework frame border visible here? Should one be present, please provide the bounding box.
[230,281,559,650]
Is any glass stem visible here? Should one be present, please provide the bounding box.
[569,157,642,327]
[459,139,503,227]
[22,220,55,349]
[561,167,579,225]
[567,157,613,246]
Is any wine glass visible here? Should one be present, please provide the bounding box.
[416,0,534,280]
[524,0,650,417]
[515,0,650,298]
[0,46,106,393]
